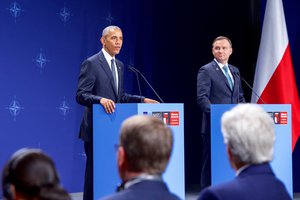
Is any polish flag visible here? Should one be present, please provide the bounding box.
[251,0,300,151]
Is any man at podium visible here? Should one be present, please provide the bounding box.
[197,36,246,190]
[76,25,158,200]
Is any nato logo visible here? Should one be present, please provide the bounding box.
[7,1,24,22]
[33,49,49,73]
[57,4,72,25]
[5,96,24,121]
[57,97,72,119]
[104,12,115,25]
[78,151,87,161]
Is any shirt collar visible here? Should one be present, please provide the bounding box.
[235,164,251,176]
[102,48,115,65]
[214,58,228,69]
[124,173,162,189]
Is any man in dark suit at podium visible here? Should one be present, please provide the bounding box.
[76,25,158,200]
[197,36,245,190]
[101,115,181,200]
[197,104,291,200]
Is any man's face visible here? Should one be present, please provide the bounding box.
[101,28,123,57]
[212,39,232,64]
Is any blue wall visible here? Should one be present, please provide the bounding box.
[0,0,159,194]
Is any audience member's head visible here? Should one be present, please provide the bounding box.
[2,148,71,200]
[117,115,173,181]
[221,104,275,170]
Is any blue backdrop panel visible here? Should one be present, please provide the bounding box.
[93,103,185,200]
[0,0,152,194]
[211,104,293,197]
[93,104,137,199]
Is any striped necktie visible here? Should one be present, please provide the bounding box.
[111,59,118,92]
[223,65,233,91]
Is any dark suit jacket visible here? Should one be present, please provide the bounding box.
[197,163,291,200]
[197,60,245,134]
[76,51,143,142]
[100,180,181,200]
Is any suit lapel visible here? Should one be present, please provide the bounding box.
[97,52,118,97]
[115,60,122,98]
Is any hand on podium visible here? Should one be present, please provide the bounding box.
[144,98,160,103]
[100,97,115,114]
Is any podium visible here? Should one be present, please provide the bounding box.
[93,103,185,200]
[211,104,293,197]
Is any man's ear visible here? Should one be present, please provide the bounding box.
[226,145,232,159]
[100,36,105,46]
[226,145,237,171]
[229,47,233,56]
[4,184,16,200]
[117,146,126,169]
[117,146,128,180]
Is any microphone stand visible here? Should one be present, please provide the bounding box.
[235,71,266,104]
[129,66,164,103]
[128,67,143,103]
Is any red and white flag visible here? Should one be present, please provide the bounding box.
[251,0,300,151]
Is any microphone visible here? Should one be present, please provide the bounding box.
[234,71,266,104]
[128,66,164,103]
[128,67,143,103]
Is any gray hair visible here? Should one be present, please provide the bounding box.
[120,115,173,175]
[102,25,121,37]
[221,104,275,164]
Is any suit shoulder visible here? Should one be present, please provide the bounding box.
[87,52,101,62]
[228,64,239,71]
[198,62,217,76]
[198,187,221,200]
[199,179,242,199]
[99,192,127,200]
[81,52,104,67]
[199,61,217,70]
[115,58,124,67]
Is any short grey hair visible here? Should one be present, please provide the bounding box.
[102,25,121,37]
[221,104,275,164]
[120,115,173,175]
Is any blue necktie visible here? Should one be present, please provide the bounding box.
[223,65,233,91]
[111,59,118,92]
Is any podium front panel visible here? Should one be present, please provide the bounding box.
[93,103,184,200]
